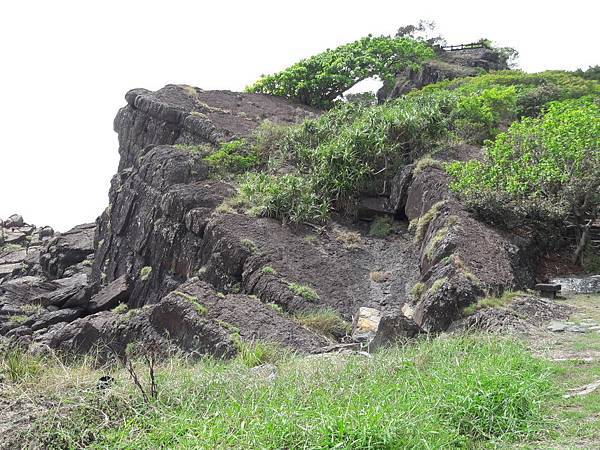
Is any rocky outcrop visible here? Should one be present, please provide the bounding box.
[387,153,537,332]
[92,85,320,308]
[0,218,96,342]
[378,47,510,102]
[0,217,55,282]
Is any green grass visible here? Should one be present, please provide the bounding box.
[20,335,557,449]
[0,347,43,383]
[233,338,286,368]
[462,290,526,316]
[288,282,320,302]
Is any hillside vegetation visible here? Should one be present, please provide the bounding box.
[214,70,598,229]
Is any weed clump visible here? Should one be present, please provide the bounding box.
[295,308,350,338]
[288,283,320,302]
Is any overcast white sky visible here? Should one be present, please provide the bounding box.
[1,0,598,231]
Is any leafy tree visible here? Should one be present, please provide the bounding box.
[574,65,600,81]
[246,35,434,109]
[447,97,600,264]
[396,20,446,47]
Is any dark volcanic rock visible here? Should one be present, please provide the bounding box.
[390,161,537,332]
[165,279,329,351]
[40,223,95,279]
[33,297,237,359]
[87,275,130,314]
[92,85,321,308]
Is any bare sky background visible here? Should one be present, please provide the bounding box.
[1,0,598,231]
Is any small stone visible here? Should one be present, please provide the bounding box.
[352,307,382,342]
[547,321,568,332]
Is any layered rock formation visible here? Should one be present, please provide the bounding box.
[1,81,539,358]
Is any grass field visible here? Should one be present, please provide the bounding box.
[0,295,598,449]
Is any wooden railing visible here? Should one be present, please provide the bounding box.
[442,42,488,52]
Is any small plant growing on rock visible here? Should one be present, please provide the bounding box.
[461,290,526,316]
[140,266,153,281]
[112,303,129,314]
[427,277,448,296]
[410,282,425,300]
[369,216,394,238]
[414,156,444,175]
[240,238,258,254]
[174,291,207,315]
[335,230,362,248]
[289,283,320,302]
[267,302,284,314]
[261,266,277,275]
[411,201,447,243]
[20,303,45,315]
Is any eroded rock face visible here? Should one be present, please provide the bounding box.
[388,157,537,332]
[92,85,320,308]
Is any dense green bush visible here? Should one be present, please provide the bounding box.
[238,71,598,224]
[447,97,600,263]
[246,35,434,108]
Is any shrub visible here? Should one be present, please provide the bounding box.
[247,35,434,108]
[369,216,394,238]
[447,97,600,264]
[240,70,597,225]
[295,308,350,338]
[288,283,320,302]
[204,139,260,173]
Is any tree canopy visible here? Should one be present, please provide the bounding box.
[447,97,600,262]
[246,35,434,109]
